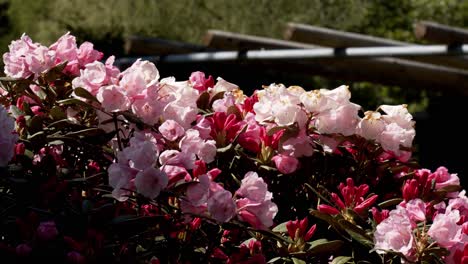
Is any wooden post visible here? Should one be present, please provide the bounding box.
[285,23,468,70]
[414,21,468,44]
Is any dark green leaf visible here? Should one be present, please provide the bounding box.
[226,105,242,120]
[267,126,287,136]
[196,91,210,110]
[74,87,99,102]
[120,111,145,126]
[65,128,105,137]
[378,198,403,208]
[291,257,306,264]
[9,105,24,118]
[267,257,283,263]
[308,240,344,255]
[272,221,288,233]
[217,143,233,153]
[27,115,44,134]
[330,256,352,264]
[438,184,462,193]
[337,219,373,248]
[57,98,96,109]
[209,91,225,107]
[49,106,67,120]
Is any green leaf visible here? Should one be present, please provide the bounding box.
[272,221,288,233]
[438,184,462,193]
[291,257,306,264]
[27,115,44,135]
[49,106,67,120]
[330,256,352,264]
[65,128,105,137]
[196,91,210,110]
[308,239,344,255]
[57,98,96,109]
[378,198,403,208]
[267,126,287,136]
[9,105,24,118]
[209,91,225,107]
[120,111,145,126]
[337,219,373,248]
[226,105,242,120]
[74,87,99,102]
[217,143,233,153]
[0,76,19,81]
[267,257,283,263]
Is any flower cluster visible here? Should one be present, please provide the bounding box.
[0,32,466,263]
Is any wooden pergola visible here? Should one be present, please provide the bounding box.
[121,21,468,95]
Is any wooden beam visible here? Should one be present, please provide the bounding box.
[414,21,468,44]
[125,36,207,55]
[201,30,468,94]
[285,22,468,69]
[204,30,318,50]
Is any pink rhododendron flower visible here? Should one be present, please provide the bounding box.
[135,167,168,199]
[77,41,103,66]
[49,32,79,75]
[207,189,237,223]
[235,172,278,229]
[211,77,239,94]
[189,71,214,92]
[25,45,55,76]
[428,209,466,248]
[3,34,36,78]
[379,123,415,155]
[374,206,415,260]
[97,85,130,112]
[72,59,118,95]
[428,166,460,190]
[271,154,299,174]
[281,129,314,158]
[159,120,185,141]
[357,111,385,140]
[400,199,426,223]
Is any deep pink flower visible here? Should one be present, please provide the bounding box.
[15,243,32,257]
[208,112,245,147]
[286,217,316,241]
[36,221,59,241]
[271,154,299,174]
[371,207,389,224]
[428,166,460,191]
[189,71,214,92]
[319,178,378,216]
[67,251,86,264]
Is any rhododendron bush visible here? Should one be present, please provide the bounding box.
[0,33,467,264]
